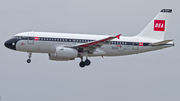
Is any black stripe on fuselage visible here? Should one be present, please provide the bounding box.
[16,36,151,46]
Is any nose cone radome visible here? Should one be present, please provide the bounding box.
[4,39,16,50]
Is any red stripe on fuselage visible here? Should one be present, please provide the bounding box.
[34,37,39,41]
[139,42,143,46]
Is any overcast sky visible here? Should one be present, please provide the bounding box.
[0,0,180,101]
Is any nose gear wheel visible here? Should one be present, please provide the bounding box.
[27,52,32,63]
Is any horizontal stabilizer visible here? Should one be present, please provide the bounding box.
[150,39,173,46]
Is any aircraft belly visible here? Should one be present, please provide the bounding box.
[93,45,171,57]
[16,40,29,52]
[90,48,107,56]
[16,41,72,53]
[37,42,73,53]
[16,40,172,56]
[16,40,42,52]
[100,45,133,56]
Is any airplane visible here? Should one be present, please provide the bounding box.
[4,9,174,68]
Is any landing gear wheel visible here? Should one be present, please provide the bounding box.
[79,61,85,68]
[27,59,31,63]
[85,59,91,66]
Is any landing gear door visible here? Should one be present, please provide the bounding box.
[132,38,139,50]
[28,33,34,44]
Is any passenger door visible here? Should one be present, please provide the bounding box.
[132,38,139,50]
[28,33,34,44]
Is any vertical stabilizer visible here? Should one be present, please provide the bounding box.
[136,9,172,40]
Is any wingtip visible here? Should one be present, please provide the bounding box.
[116,34,121,39]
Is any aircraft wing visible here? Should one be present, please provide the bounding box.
[77,34,121,47]
[70,34,121,53]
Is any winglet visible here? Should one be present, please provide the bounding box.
[116,34,121,39]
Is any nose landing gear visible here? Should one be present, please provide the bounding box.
[27,59,31,63]
[27,52,32,63]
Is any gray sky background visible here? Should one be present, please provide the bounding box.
[0,0,180,101]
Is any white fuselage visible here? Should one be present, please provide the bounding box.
[14,32,173,57]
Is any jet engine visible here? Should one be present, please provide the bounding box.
[49,47,78,61]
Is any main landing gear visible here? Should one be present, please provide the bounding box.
[79,57,91,68]
[27,52,32,63]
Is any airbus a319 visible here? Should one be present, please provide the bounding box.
[4,9,174,68]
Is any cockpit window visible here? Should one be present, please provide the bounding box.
[18,36,22,39]
[12,36,22,39]
[12,36,15,39]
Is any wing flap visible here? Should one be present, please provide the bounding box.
[68,34,121,54]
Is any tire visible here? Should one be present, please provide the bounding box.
[27,59,31,63]
[85,59,91,66]
[79,61,85,68]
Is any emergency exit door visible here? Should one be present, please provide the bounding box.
[132,38,139,50]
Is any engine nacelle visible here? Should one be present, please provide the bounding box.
[48,47,78,61]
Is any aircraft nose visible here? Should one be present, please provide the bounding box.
[4,39,16,50]
[4,40,9,48]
